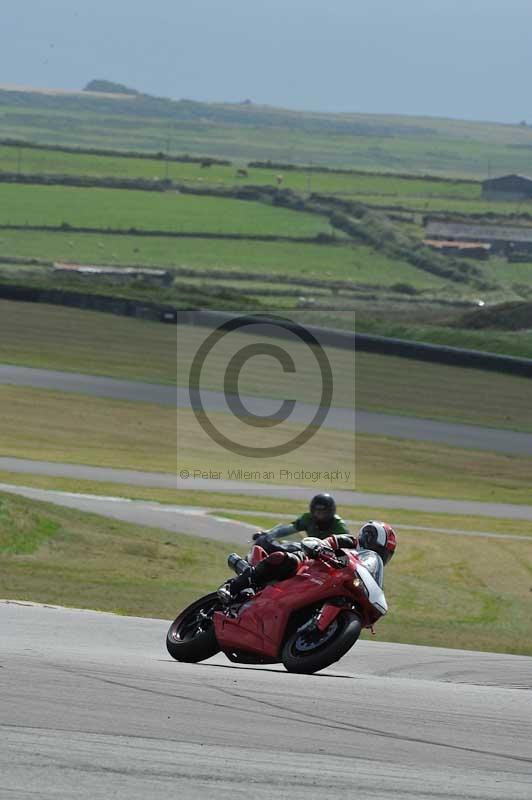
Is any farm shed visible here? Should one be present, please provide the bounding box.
[425,221,532,255]
[54,263,172,285]
[481,174,532,201]
[423,239,490,259]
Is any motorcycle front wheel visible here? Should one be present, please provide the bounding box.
[282,611,362,674]
[166,592,221,663]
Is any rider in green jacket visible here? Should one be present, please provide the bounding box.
[257,493,351,546]
[219,494,357,601]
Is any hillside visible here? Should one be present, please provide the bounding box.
[2,83,532,177]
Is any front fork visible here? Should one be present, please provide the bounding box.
[315,601,375,634]
[315,602,346,632]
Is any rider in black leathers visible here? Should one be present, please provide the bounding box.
[218,496,398,601]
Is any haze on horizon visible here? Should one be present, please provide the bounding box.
[3,0,531,125]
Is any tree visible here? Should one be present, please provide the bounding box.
[84,80,139,96]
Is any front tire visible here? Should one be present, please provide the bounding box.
[282,611,362,674]
[166,592,221,663]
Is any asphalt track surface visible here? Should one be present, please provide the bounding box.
[1,484,530,544]
[2,364,532,456]
[2,460,532,520]
[1,601,531,800]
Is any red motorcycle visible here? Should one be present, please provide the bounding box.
[166,537,388,674]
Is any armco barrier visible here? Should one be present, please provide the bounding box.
[0,284,177,324]
[353,331,532,378]
[178,309,532,379]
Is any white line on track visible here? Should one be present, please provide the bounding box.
[0,483,529,543]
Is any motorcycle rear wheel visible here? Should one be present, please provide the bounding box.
[282,611,362,674]
[166,592,221,663]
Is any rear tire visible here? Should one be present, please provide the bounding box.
[166,592,221,663]
[282,611,362,674]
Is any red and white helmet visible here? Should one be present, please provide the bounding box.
[357,521,397,565]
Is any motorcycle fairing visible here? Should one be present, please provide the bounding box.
[356,564,388,616]
[214,561,353,659]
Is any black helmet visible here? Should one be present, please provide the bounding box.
[358,521,397,566]
[310,493,336,520]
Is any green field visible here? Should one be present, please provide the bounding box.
[480,255,532,288]
[12,137,531,231]
[2,139,532,331]
[0,143,483,199]
[348,191,532,217]
[1,490,531,654]
[0,183,333,238]
[5,138,532,221]
[0,228,447,288]
[354,318,532,361]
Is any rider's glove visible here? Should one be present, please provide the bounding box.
[301,537,324,558]
[252,531,267,542]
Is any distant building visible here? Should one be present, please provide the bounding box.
[54,263,172,285]
[482,174,532,201]
[425,221,532,255]
[423,239,490,259]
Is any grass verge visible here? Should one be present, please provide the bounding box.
[0,386,531,503]
[213,513,532,654]
[0,386,176,472]
[354,433,532,505]
[207,511,532,540]
[1,471,532,536]
[0,300,176,383]
[381,526,532,654]
[355,351,532,432]
[1,490,530,655]
[176,408,532,504]
[0,490,235,617]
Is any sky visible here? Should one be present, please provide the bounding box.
[2,1,531,123]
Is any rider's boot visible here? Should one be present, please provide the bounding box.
[217,551,299,604]
[217,568,257,604]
